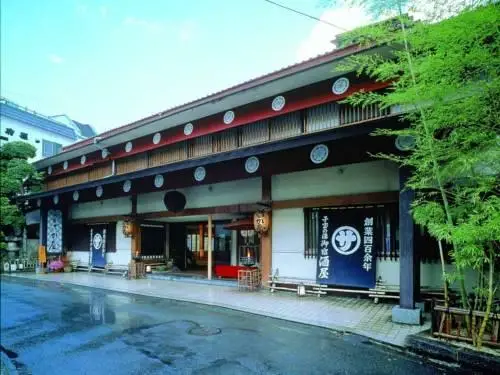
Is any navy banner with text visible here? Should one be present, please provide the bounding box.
[316,208,377,288]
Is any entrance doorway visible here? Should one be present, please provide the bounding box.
[169,221,232,272]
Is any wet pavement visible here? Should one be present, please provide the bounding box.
[1,277,466,374]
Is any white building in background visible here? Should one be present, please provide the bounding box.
[0,98,96,161]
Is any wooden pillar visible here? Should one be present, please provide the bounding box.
[399,167,419,309]
[131,221,141,258]
[39,207,47,248]
[260,175,272,284]
[198,224,204,258]
[207,215,212,280]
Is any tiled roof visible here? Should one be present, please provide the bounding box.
[0,99,77,140]
[73,120,97,138]
[63,43,368,152]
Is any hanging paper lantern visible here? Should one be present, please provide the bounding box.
[253,211,270,235]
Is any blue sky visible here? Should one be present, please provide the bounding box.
[1,0,368,133]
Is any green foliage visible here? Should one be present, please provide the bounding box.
[334,1,499,347]
[0,141,43,234]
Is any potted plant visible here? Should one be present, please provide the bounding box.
[48,259,64,272]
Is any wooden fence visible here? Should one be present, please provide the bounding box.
[431,303,500,348]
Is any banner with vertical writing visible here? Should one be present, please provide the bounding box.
[316,208,377,288]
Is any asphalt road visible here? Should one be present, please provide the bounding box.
[1,277,465,375]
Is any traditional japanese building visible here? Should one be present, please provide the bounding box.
[23,43,458,324]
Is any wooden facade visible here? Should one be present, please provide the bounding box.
[43,99,395,192]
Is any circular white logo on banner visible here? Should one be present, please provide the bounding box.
[80,155,87,165]
[93,233,103,250]
[47,166,52,175]
[123,179,132,193]
[101,148,109,159]
[154,174,164,188]
[125,141,133,153]
[332,77,350,95]
[63,161,68,170]
[194,166,206,182]
[153,132,162,144]
[53,195,59,205]
[73,191,79,202]
[245,156,260,174]
[271,96,286,111]
[223,110,235,125]
[331,226,361,256]
[184,123,194,135]
[96,186,103,198]
[310,144,329,164]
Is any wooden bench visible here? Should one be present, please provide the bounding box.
[266,275,326,297]
[105,263,128,276]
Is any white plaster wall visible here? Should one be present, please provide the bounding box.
[106,221,132,265]
[70,197,132,219]
[0,116,76,161]
[67,251,89,264]
[137,178,262,213]
[272,208,317,280]
[272,160,399,201]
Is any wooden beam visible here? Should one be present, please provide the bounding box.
[260,176,272,285]
[272,191,399,210]
[70,215,129,224]
[139,203,261,219]
[208,215,212,280]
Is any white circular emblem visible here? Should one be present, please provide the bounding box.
[47,166,52,175]
[73,191,79,201]
[123,179,132,193]
[153,132,161,145]
[184,123,194,135]
[332,226,361,255]
[53,195,59,205]
[310,144,329,164]
[332,77,350,95]
[194,166,206,182]
[96,186,103,198]
[395,135,416,151]
[125,141,133,153]
[80,155,87,165]
[93,233,103,250]
[37,199,41,207]
[245,156,260,174]
[154,174,164,188]
[271,96,286,111]
[223,110,235,125]
[63,161,68,170]
[101,148,109,159]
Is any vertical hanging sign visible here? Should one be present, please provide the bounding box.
[317,208,377,288]
[47,209,63,254]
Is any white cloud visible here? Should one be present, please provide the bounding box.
[123,17,164,33]
[48,54,64,64]
[295,5,372,62]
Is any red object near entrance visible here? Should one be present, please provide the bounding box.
[215,265,257,279]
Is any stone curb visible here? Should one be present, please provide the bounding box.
[0,351,18,375]
[406,333,500,374]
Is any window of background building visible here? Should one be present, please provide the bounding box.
[42,140,62,157]
[5,128,14,136]
[0,136,8,141]
[20,132,28,140]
